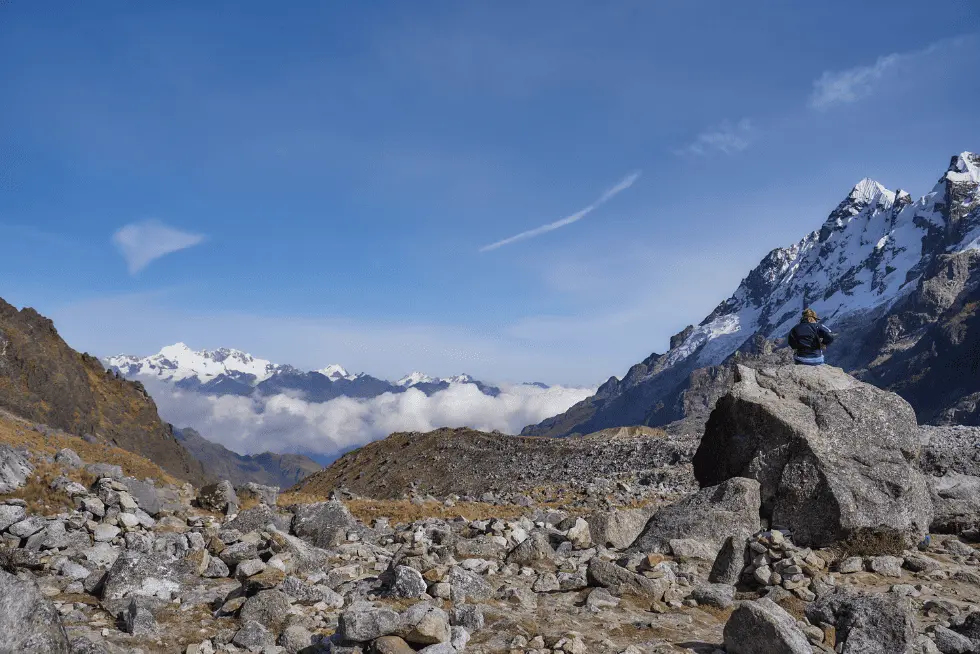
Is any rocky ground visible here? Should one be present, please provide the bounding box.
[2,365,980,653]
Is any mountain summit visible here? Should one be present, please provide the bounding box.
[105,345,503,400]
[525,151,980,437]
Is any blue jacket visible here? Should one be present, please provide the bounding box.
[788,321,834,358]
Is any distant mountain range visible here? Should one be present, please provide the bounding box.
[104,343,508,401]
[175,427,322,489]
[526,151,980,436]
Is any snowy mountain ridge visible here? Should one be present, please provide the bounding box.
[525,150,980,437]
[104,344,510,397]
[666,151,979,372]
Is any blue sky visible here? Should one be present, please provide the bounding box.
[1,1,978,385]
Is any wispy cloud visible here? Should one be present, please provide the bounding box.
[808,54,902,110]
[808,36,974,110]
[676,119,755,156]
[112,220,206,274]
[479,171,641,252]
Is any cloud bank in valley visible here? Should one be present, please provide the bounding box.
[146,380,594,458]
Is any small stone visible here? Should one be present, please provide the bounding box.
[839,557,864,573]
[869,556,903,578]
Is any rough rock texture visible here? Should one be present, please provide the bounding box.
[693,365,932,548]
[806,589,916,654]
[723,598,812,654]
[629,477,761,560]
[929,474,980,534]
[0,570,70,652]
[291,500,357,548]
[586,506,657,550]
[0,299,207,484]
[197,480,238,514]
[0,443,33,493]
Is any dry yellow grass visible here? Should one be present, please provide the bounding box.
[0,411,175,485]
[0,411,177,515]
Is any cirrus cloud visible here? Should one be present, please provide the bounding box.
[112,220,206,274]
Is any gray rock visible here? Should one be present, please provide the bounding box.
[447,566,493,603]
[585,587,620,612]
[629,477,761,563]
[869,555,904,577]
[337,601,401,642]
[0,444,33,493]
[691,583,736,609]
[399,603,451,645]
[265,527,332,574]
[277,575,343,606]
[233,620,276,650]
[586,558,670,601]
[723,598,812,654]
[951,611,980,641]
[388,565,427,599]
[219,540,260,567]
[931,625,974,654]
[100,551,194,614]
[0,569,70,653]
[930,474,980,534]
[449,604,484,631]
[0,503,27,532]
[505,529,556,571]
[226,503,291,534]
[806,588,915,654]
[84,463,123,480]
[124,598,158,636]
[709,530,751,584]
[278,624,315,653]
[586,506,656,550]
[9,515,46,538]
[239,589,292,634]
[54,448,82,468]
[693,365,932,548]
[198,480,239,514]
[93,524,120,543]
[204,556,231,578]
[238,482,279,506]
[119,477,163,516]
[68,636,111,654]
[290,500,356,548]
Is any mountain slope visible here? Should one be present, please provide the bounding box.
[175,427,321,488]
[525,151,980,437]
[0,298,207,484]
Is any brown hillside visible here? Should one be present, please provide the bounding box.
[291,425,696,500]
[0,298,207,484]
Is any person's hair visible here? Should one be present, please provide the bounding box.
[802,308,819,323]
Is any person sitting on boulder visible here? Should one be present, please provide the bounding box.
[788,308,834,365]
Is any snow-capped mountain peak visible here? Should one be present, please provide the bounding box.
[317,364,356,381]
[395,372,436,387]
[106,343,279,384]
[847,177,894,205]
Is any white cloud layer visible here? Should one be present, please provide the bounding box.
[144,380,595,457]
[479,171,640,251]
[112,220,206,274]
[676,119,755,156]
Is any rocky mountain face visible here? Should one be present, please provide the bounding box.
[0,298,207,485]
[525,151,980,437]
[3,364,980,653]
[105,343,503,402]
[175,427,322,489]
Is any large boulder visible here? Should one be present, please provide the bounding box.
[629,477,761,562]
[805,588,915,654]
[197,480,238,514]
[693,365,932,548]
[0,445,33,494]
[929,474,980,534]
[291,500,357,548]
[100,551,196,614]
[586,506,657,550]
[0,570,69,653]
[723,598,811,654]
[225,504,290,534]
